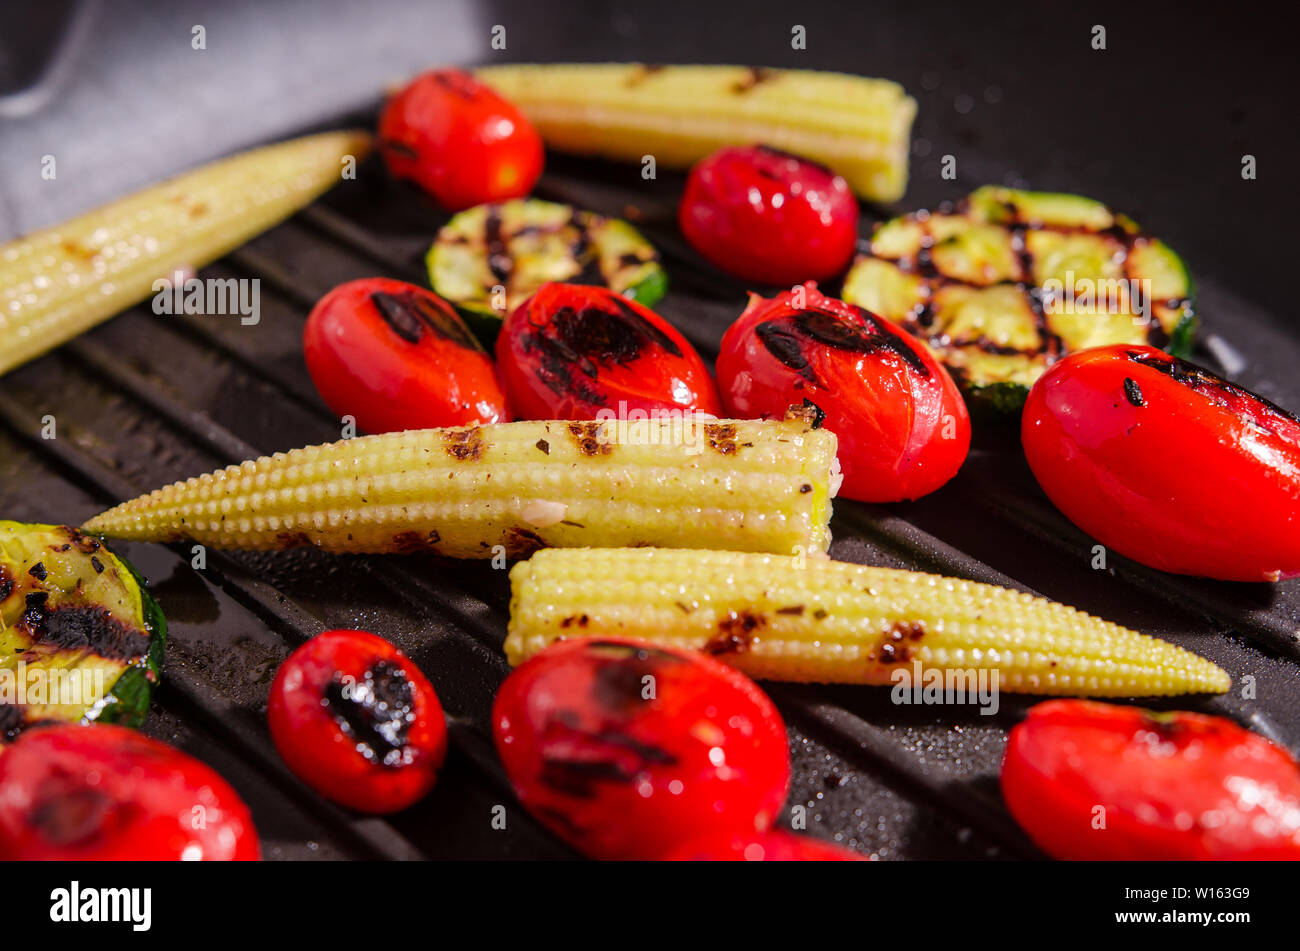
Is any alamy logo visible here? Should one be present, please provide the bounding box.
[152,269,260,325]
[49,881,151,932]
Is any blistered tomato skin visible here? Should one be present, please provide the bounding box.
[268,630,448,814]
[717,282,970,502]
[0,723,260,861]
[1021,344,1300,581]
[679,145,859,285]
[496,282,722,420]
[492,638,790,861]
[1002,700,1300,861]
[303,278,509,434]
[665,831,868,861]
[377,69,543,211]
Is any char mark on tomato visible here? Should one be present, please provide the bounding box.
[538,724,680,798]
[322,660,417,768]
[1127,349,1300,433]
[18,602,151,662]
[588,642,673,713]
[1122,377,1145,407]
[755,306,931,388]
[523,297,681,401]
[371,290,482,352]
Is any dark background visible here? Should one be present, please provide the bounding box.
[1,0,1294,322]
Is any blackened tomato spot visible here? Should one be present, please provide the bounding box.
[372,290,481,352]
[30,779,121,846]
[1123,377,1146,407]
[322,660,416,767]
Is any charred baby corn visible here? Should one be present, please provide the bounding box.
[473,64,916,202]
[505,548,1232,697]
[0,131,370,376]
[81,417,837,557]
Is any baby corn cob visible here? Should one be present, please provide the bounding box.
[81,417,837,557]
[0,130,371,376]
[506,548,1232,697]
[474,63,916,202]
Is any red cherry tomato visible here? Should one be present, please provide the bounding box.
[679,145,858,285]
[717,282,970,501]
[665,831,868,861]
[268,629,447,814]
[496,282,722,420]
[0,723,259,861]
[1021,344,1300,581]
[1002,699,1300,860]
[377,69,543,211]
[303,278,509,434]
[492,637,790,860]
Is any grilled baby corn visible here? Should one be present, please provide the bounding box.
[0,131,370,376]
[81,417,837,557]
[474,64,916,202]
[505,548,1232,697]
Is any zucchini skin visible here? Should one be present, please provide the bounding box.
[91,555,166,729]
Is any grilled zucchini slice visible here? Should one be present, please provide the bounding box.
[427,199,668,345]
[842,186,1196,415]
[1,522,165,741]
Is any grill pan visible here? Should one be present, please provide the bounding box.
[1,109,1297,860]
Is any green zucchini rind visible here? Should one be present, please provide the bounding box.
[427,198,668,346]
[1,521,165,741]
[841,186,1197,416]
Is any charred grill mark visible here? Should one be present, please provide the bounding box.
[624,63,665,87]
[27,562,47,582]
[705,610,766,654]
[609,298,682,357]
[444,427,486,461]
[538,726,680,798]
[504,527,547,558]
[66,528,100,554]
[322,660,415,767]
[756,322,817,383]
[275,531,313,549]
[568,421,613,456]
[391,530,441,554]
[786,399,826,429]
[1127,350,1300,431]
[0,565,13,603]
[535,438,550,455]
[371,290,481,351]
[589,642,672,713]
[90,556,104,574]
[559,614,590,629]
[732,66,772,93]
[1123,377,1146,407]
[484,204,514,286]
[377,138,420,160]
[776,604,805,616]
[704,423,738,454]
[868,620,927,665]
[23,603,151,662]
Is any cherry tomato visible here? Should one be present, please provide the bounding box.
[268,629,447,814]
[717,282,970,501]
[492,637,790,860]
[377,69,543,211]
[496,282,722,420]
[303,278,509,434]
[1021,344,1300,581]
[679,145,858,285]
[665,831,868,861]
[1002,699,1300,860]
[0,723,259,861]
